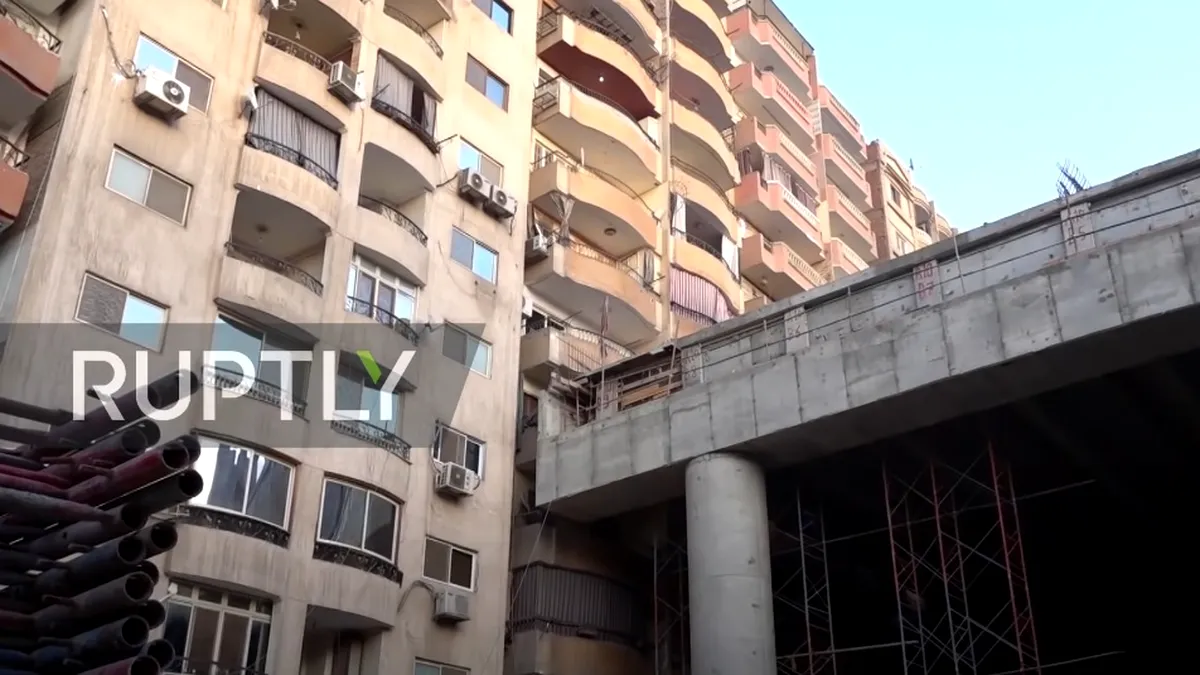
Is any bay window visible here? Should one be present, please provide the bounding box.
[209,315,310,412]
[433,425,485,477]
[190,437,293,529]
[162,583,271,675]
[346,253,417,325]
[318,479,400,561]
[334,363,402,434]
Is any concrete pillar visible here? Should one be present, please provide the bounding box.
[686,452,775,675]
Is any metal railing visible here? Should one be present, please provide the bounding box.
[344,296,421,344]
[1,137,29,170]
[675,230,738,279]
[225,241,324,295]
[535,75,659,148]
[166,657,268,675]
[538,8,657,81]
[263,31,332,75]
[369,94,440,154]
[382,5,443,58]
[545,324,634,373]
[330,417,411,460]
[0,0,61,52]
[358,195,428,245]
[564,236,658,292]
[244,133,339,189]
[203,365,308,418]
[532,146,644,204]
[672,157,738,217]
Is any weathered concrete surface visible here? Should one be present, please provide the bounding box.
[537,149,1200,519]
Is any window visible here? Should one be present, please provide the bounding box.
[374,55,438,141]
[347,254,417,324]
[442,325,492,376]
[449,228,498,283]
[472,0,513,33]
[191,437,293,528]
[106,148,191,223]
[523,308,565,334]
[162,584,270,675]
[210,315,310,403]
[457,140,503,184]
[423,538,476,590]
[334,362,403,433]
[465,56,508,110]
[318,479,400,560]
[133,36,213,112]
[416,660,470,675]
[890,185,901,205]
[247,89,341,189]
[75,275,167,350]
[434,425,485,476]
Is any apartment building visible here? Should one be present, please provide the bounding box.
[0,0,535,674]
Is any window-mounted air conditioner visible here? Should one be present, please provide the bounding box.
[433,589,471,624]
[457,169,492,204]
[134,68,190,121]
[435,462,476,498]
[484,185,518,220]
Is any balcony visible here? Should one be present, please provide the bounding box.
[820,237,867,280]
[671,101,738,191]
[530,151,656,258]
[741,232,823,299]
[912,184,932,224]
[257,21,358,129]
[553,0,659,59]
[673,0,734,71]
[728,117,817,196]
[826,185,876,262]
[538,8,657,120]
[0,0,59,128]
[728,63,814,153]
[377,4,445,97]
[671,38,737,130]
[533,77,659,194]
[353,195,430,285]
[733,172,823,262]
[521,324,633,385]
[364,55,440,202]
[673,230,741,316]
[819,133,870,209]
[394,0,452,28]
[725,7,811,101]
[671,159,738,240]
[0,138,29,226]
[341,296,421,391]
[526,239,660,346]
[817,86,865,159]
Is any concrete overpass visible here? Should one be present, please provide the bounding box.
[530,149,1200,675]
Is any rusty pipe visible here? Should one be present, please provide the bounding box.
[0,463,71,488]
[29,534,146,598]
[33,572,154,633]
[132,523,177,557]
[21,504,148,560]
[0,452,45,472]
[67,441,193,506]
[0,397,73,426]
[0,486,120,523]
[78,655,160,675]
[33,616,148,668]
[141,639,174,668]
[44,425,156,482]
[125,469,203,514]
[0,471,68,497]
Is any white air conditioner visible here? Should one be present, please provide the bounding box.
[525,234,551,263]
[328,62,364,104]
[484,185,518,219]
[435,462,476,498]
[457,169,491,204]
[433,590,471,624]
[134,68,190,121]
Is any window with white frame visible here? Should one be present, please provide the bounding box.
[106,148,191,224]
[209,314,311,399]
[457,140,503,184]
[416,659,470,675]
[318,479,400,561]
[442,325,492,376]
[346,254,417,324]
[423,538,476,590]
[190,437,293,529]
[162,583,270,674]
[434,424,485,476]
[449,228,497,283]
[132,35,213,112]
[472,0,513,33]
[75,274,168,350]
[334,362,403,433]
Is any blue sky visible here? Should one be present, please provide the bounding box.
[785,0,1200,230]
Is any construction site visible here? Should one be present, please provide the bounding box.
[512,150,1200,675]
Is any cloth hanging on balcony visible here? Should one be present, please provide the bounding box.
[374,56,414,116]
[721,235,740,280]
[670,192,686,235]
[550,193,574,241]
[670,266,734,324]
[248,88,340,184]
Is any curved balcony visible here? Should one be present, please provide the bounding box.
[818,133,870,209]
[554,0,659,59]
[526,240,660,346]
[339,297,422,389]
[728,117,817,196]
[375,6,445,98]
[352,196,430,284]
[725,7,812,101]
[220,241,325,327]
[237,135,340,231]
[534,78,660,194]
[391,0,453,28]
[821,237,867,280]
[538,9,657,120]
[671,159,738,240]
[671,101,738,191]
[670,38,737,129]
[669,265,735,328]
[818,86,864,154]
[728,63,814,153]
[363,97,439,202]
[733,172,823,262]
[912,185,932,224]
[530,152,657,258]
[256,33,353,131]
[0,139,29,225]
[521,325,634,384]
[741,232,823,299]
[914,226,933,249]
[0,0,61,128]
[825,184,876,262]
[673,0,734,71]
[673,232,741,315]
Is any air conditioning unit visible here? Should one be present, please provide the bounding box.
[435,462,476,498]
[525,233,551,263]
[484,186,518,219]
[328,62,364,103]
[433,590,471,624]
[457,169,491,205]
[134,68,190,121]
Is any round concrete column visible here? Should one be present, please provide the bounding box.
[686,452,776,675]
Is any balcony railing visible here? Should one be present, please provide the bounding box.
[382,5,443,58]
[331,417,411,460]
[543,324,634,372]
[244,133,339,189]
[675,230,738,279]
[766,239,823,286]
[369,94,440,154]
[202,365,309,418]
[167,657,268,675]
[358,195,428,245]
[263,31,332,75]
[824,89,859,131]
[0,0,61,52]
[673,157,739,217]
[832,186,867,224]
[538,7,656,80]
[345,296,421,344]
[226,241,324,296]
[830,136,865,177]
[534,76,658,148]
[1,137,29,170]
[839,239,868,271]
[532,146,644,205]
[778,184,817,223]
[777,130,812,170]
[565,236,658,292]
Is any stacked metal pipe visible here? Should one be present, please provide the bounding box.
[0,370,204,675]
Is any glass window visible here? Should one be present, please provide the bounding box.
[472,0,513,32]
[346,254,417,324]
[415,660,470,675]
[163,584,271,674]
[318,479,400,560]
[442,325,492,377]
[209,315,310,398]
[334,363,403,433]
[105,148,191,223]
[133,35,213,112]
[434,425,485,476]
[465,56,508,110]
[422,538,476,590]
[74,274,167,350]
[190,438,293,528]
[449,229,497,283]
[457,140,502,184]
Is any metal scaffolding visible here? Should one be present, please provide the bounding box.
[883,443,1042,675]
[652,533,689,675]
[773,491,838,675]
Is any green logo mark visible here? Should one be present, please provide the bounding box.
[357,349,382,384]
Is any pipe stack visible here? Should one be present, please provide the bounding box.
[0,370,202,675]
